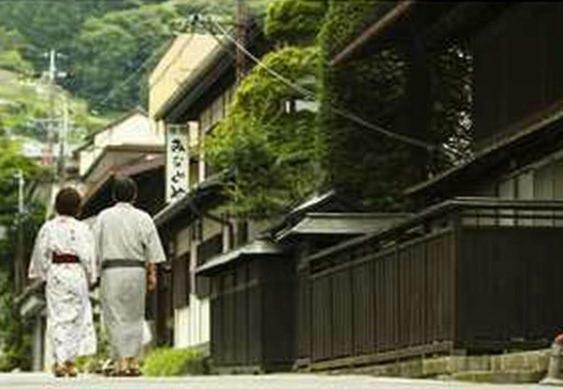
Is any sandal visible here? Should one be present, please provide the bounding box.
[52,363,66,378]
[123,367,142,377]
[111,359,132,377]
[101,359,115,377]
[65,361,78,378]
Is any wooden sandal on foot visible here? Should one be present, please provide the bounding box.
[124,367,141,377]
[52,363,66,378]
[64,361,78,378]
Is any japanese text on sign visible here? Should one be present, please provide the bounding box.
[166,125,189,202]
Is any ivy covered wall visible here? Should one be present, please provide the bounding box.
[265,0,327,45]
[206,0,327,217]
[319,1,472,210]
[207,0,472,215]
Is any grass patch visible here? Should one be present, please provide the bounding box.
[143,347,208,377]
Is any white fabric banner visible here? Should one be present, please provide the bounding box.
[166,124,189,203]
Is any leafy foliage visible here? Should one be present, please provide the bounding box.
[0,28,33,74]
[0,0,271,115]
[0,1,164,56]
[206,46,324,217]
[318,0,473,210]
[265,0,328,45]
[0,70,108,143]
[319,1,411,210]
[427,43,473,167]
[0,139,46,372]
[0,272,32,372]
[143,347,208,376]
[68,2,181,112]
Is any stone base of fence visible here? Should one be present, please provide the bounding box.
[319,348,550,384]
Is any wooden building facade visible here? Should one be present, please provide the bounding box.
[297,199,563,370]
[150,25,268,349]
[196,191,409,373]
[155,1,563,374]
[198,240,293,373]
[279,1,563,372]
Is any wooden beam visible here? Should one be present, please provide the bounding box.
[330,0,415,67]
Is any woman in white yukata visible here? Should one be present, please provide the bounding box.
[28,187,97,377]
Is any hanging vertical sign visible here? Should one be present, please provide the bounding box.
[166,124,189,203]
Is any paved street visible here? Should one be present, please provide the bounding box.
[0,373,544,389]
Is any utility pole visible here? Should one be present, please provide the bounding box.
[57,97,69,186]
[46,49,57,169]
[235,0,247,83]
[43,49,67,180]
[42,49,68,217]
[14,170,24,295]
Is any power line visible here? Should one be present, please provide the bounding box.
[147,19,200,89]
[202,16,439,152]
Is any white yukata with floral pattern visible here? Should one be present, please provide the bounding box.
[28,215,97,363]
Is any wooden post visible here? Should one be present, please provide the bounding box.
[403,31,432,183]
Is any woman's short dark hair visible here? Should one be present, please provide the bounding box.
[55,187,82,217]
[113,175,137,203]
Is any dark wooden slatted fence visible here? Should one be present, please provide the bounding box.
[302,200,563,369]
[457,227,563,349]
[208,256,295,372]
[206,199,563,371]
[309,229,455,364]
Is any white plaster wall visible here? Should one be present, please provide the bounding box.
[202,218,222,241]
[80,113,164,177]
[174,306,191,348]
[498,178,516,226]
[516,170,534,226]
[173,296,210,349]
[78,147,96,177]
[149,34,219,118]
[188,295,210,347]
[94,114,163,149]
[173,222,211,349]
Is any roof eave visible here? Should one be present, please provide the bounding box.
[154,172,229,229]
[196,239,282,276]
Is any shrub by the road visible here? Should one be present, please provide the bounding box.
[143,347,207,377]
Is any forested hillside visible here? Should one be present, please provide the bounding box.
[0,0,268,115]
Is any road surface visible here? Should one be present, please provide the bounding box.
[0,373,544,388]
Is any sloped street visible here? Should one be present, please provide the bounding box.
[0,373,541,389]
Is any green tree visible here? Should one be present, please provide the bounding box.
[318,1,472,210]
[265,0,327,45]
[68,0,271,113]
[207,46,324,217]
[0,0,164,56]
[0,0,271,115]
[0,137,45,372]
[0,69,108,141]
[0,27,32,74]
[206,0,326,217]
[69,3,182,112]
